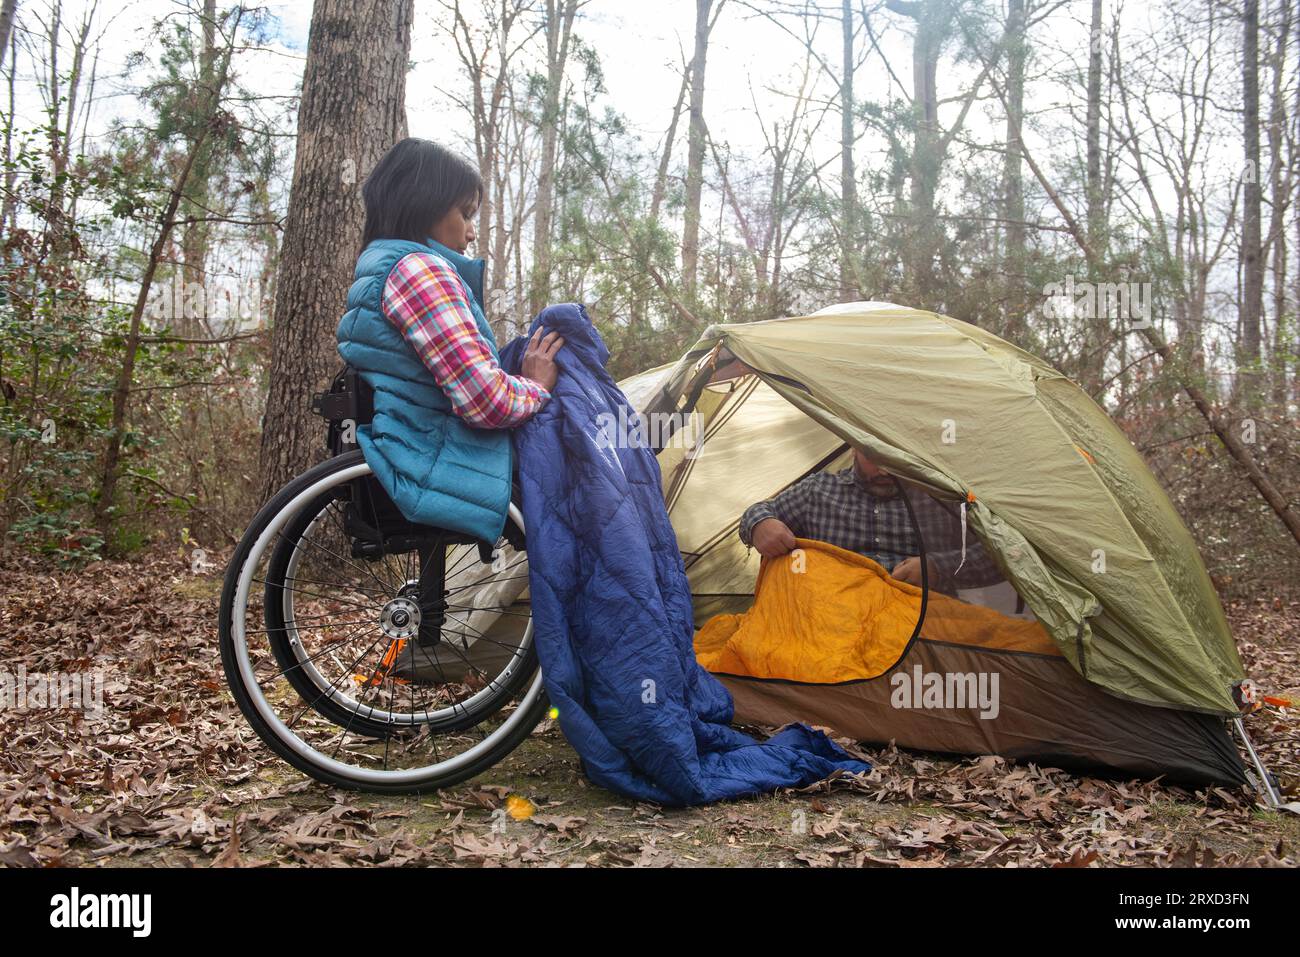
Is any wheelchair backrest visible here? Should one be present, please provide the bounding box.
[312,364,374,458]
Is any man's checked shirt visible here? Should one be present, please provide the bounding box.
[738,466,1003,595]
[383,252,550,429]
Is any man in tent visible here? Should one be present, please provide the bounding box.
[739,449,1001,596]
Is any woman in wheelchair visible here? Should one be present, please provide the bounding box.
[333,138,566,687]
[218,139,569,793]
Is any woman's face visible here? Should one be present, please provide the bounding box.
[430,199,478,254]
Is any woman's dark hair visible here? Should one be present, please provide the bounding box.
[360,138,483,250]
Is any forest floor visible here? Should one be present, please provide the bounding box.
[1,544,1297,868]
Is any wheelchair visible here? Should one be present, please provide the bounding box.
[218,366,547,793]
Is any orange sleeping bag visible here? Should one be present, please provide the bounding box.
[693,538,1059,683]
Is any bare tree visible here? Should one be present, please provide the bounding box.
[30,0,98,252]
[97,6,244,539]
[839,0,857,300]
[1113,1,1228,383]
[650,50,690,222]
[1289,0,1300,408]
[1085,0,1103,252]
[1001,0,1027,338]
[682,0,723,298]
[440,0,544,303]
[1240,0,1263,403]
[980,7,1300,548]
[741,0,875,303]
[1265,0,1292,405]
[713,50,829,316]
[528,0,580,318]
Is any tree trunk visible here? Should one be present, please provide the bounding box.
[1239,0,1263,405]
[681,0,715,299]
[257,0,413,503]
[529,0,578,319]
[0,0,15,74]
[650,62,689,222]
[1293,33,1300,410]
[2,25,16,233]
[1266,0,1290,407]
[839,0,857,301]
[1085,0,1103,248]
[886,0,945,300]
[1002,0,1026,340]
[1081,0,1107,394]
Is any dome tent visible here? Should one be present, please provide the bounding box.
[620,301,1250,786]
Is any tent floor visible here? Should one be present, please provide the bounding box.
[715,637,1249,787]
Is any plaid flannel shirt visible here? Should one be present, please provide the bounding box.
[382,251,550,429]
[738,466,1002,595]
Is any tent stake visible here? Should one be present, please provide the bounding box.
[1233,717,1280,807]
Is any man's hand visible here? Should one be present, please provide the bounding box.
[521,327,565,392]
[891,556,938,587]
[751,518,797,558]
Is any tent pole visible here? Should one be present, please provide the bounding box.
[1233,717,1280,807]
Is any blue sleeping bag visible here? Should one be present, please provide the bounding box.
[499,303,870,806]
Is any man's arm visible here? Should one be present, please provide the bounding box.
[738,479,812,546]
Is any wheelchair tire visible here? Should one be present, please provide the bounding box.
[219,450,549,794]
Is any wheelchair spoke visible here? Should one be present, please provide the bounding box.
[440,611,528,655]
[444,572,529,597]
[446,602,532,618]
[244,615,376,635]
[445,543,484,580]
[277,561,390,600]
[295,505,397,598]
[284,626,389,731]
[329,646,395,764]
[258,574,383,608]
[258,581,373,613]
[258,619,375,683]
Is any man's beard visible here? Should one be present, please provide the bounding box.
[854,465,899,498]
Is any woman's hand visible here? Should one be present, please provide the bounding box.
[521,327,565,393]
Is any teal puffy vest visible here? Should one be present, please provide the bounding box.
[335,237,513,544]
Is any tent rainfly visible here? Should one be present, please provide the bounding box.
[618,302,1254,787]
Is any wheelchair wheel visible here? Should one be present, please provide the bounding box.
[219,450,547,793]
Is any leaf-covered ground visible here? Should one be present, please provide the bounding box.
[1,545,1297,867]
